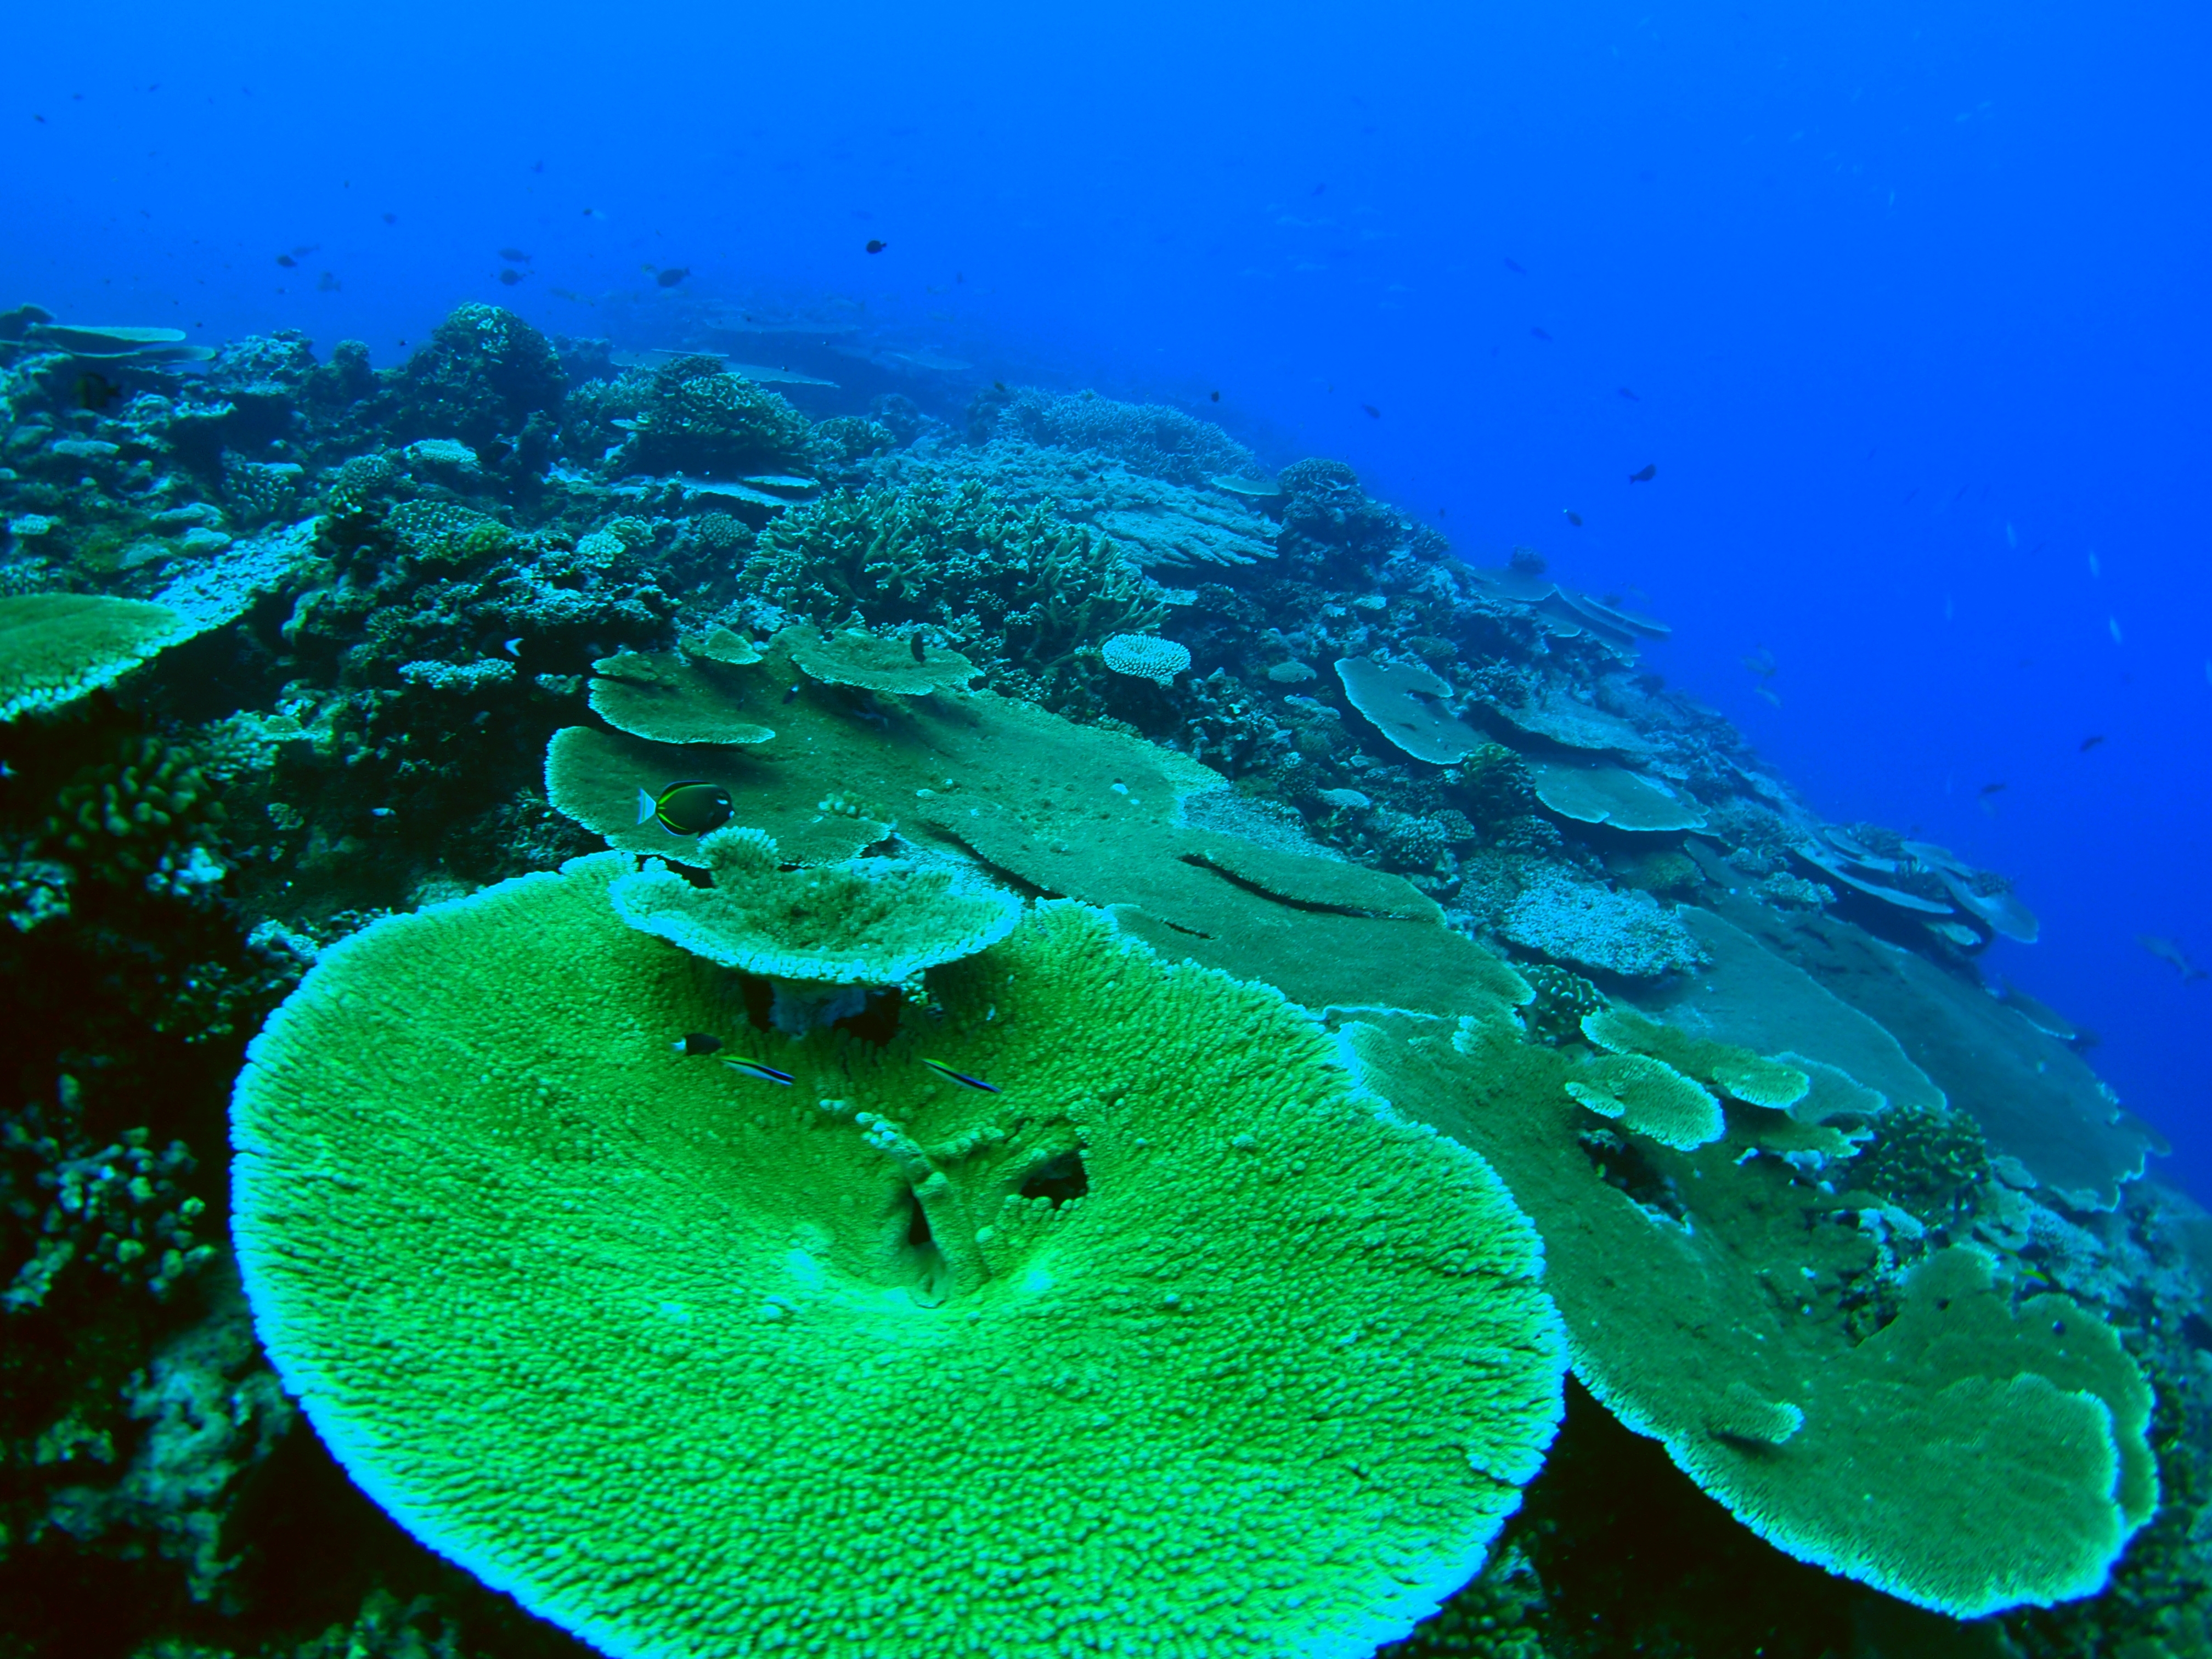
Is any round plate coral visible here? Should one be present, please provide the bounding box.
[230,856,1565,1659]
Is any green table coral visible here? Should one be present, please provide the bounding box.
[231,861,1567,1659]
[546,634,1532,1021]
[610,826,1020,983]
[1581,1006,1810,1113]
[1564,1052,1724,1151]
[1347,1011,2157,1620]
[778,624,981,695]
[0,593,197,722]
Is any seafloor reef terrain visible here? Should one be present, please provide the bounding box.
[1,300,2207,1658]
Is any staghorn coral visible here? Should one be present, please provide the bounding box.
[232,866,1566,1659]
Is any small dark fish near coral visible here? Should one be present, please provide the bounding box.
[1628,462,1657,483]
[636,780,733,836]
[671,1032,725,1057]
[498,268,523,286]
[73,371,122,411]
[274,253,297,267]
[498,246,531,262]
[865,239,888,254]
[1209,390,1221,402]
[1562,509,1583,527]
[1361,403,1381,418]
[909,635,927,662]
[723,1056,796,1085]
[2137,935,2208,982]
[922,1057,1000,1094]
[2079,734,2106,753]
[1979,781,2008,797]
[656,266,690,288]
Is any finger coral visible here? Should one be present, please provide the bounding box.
[232,862,1567,1659]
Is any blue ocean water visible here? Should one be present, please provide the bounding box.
[7,5,2212,1654]
[12,3,2204,1189]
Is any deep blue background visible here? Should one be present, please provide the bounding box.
[6,2,2207,1196]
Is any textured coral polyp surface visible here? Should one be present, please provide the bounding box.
[231,862,1566,1659]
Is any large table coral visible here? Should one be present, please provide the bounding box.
[0,592,197,721]
[230,861,1567,1659]
[1348,1009,2156,1619]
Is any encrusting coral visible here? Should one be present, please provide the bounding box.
[608,825,1022,985]
[231,859,1568,1659]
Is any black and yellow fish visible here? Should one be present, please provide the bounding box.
[636,780,733,836]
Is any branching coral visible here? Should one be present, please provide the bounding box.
[2,1078,214,1312]
[622,354,812,477]
[44,733,227,887]
[742,477,1165,689]
[385,303,566,450]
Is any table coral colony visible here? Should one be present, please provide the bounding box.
[0,301,2202,1659]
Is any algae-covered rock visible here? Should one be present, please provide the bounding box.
[232,865,1567,1659]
